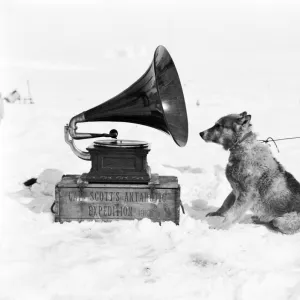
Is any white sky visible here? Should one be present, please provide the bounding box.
[1,0,300,105]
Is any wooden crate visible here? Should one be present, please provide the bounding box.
[53,174,182,225]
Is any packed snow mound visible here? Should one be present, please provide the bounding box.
[6,169,64,214]
[36,168,64,185]
[31,168,63,196]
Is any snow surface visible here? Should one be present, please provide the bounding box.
[1,90,300,300]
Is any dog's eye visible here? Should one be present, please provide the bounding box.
[215,124,223,129]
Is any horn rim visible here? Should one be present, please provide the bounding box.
[153,45,189,147]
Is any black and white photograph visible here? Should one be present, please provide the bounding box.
[1,0,300,299]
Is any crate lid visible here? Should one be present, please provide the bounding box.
[56,174,179,189]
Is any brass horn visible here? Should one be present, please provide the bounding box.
[65,45,188,160]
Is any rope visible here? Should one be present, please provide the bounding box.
[259,136,300,153]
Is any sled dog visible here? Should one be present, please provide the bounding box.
[199,111,300,234]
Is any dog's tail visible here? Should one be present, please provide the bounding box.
[23,177,37,187]
[272,212,300,234]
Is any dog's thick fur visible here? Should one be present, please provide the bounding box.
[199,111,300,234]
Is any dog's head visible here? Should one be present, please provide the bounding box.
[199,111,252,150]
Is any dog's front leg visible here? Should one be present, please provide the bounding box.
[206,190,236,217]
[210,191,254,230]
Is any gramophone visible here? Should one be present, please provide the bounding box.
[54,45,188,224]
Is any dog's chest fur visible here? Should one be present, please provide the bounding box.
[225,148,254,191]
[225,142,272,186]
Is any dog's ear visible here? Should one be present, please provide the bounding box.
[237,114,251,126]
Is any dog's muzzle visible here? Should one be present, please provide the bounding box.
[199,131,205,139]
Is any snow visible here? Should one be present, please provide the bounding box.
[1,94,300,300]
[2,1,300,299]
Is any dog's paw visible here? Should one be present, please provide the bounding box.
[207,215,232,230]
[207,216,228,230]
[206,211,223,217]
[209,222,232,231]
[251,215,262,224]
[251,215,273,224]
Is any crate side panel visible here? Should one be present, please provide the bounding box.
[57,186,178,222]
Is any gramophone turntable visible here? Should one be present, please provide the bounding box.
[53,45,188,225]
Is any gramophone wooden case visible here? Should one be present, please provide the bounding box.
[54,174,182,225]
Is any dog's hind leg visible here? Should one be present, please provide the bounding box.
[272,212,300,234]
[206,191,236,217]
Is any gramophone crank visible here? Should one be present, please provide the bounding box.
[54,45,188,224]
